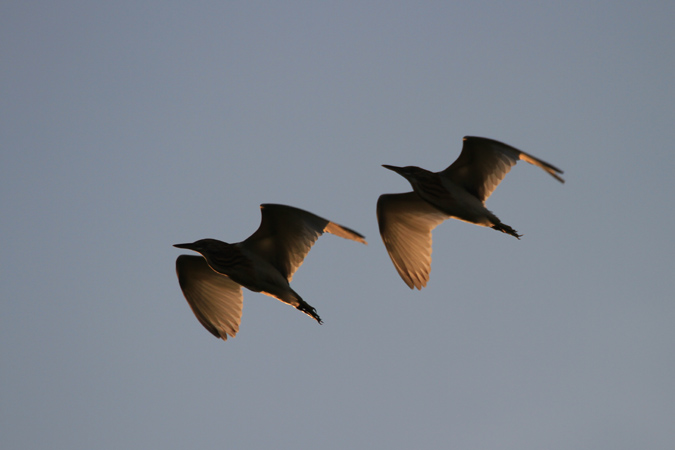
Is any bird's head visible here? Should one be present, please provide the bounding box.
[173,238,230,257]
[382,164,432,186]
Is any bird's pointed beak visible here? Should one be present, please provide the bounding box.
[173,242,196,250]
[382,164,404,174]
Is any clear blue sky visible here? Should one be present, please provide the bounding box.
[2,2,674,449]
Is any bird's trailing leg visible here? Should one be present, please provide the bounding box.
[492,222,522,239]
[264,288,324,324]
[295,299,323,324]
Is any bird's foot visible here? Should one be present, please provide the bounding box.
[298,302,323,325]
[492,222,522,239]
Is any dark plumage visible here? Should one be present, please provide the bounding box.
[174,204,366,340]
[377,136,564,289]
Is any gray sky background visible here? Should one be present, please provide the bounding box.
[2,2,674,449]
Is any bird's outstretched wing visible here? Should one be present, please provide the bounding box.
[377,192,448,290]
[442,136,564,202]
[242,204,367,281]
[175,255,243,340]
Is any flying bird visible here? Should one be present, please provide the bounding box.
[377,136,564,290]
[174,204,366,340]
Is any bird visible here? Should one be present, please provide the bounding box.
[174,203,367,341]
[377,136,564,290]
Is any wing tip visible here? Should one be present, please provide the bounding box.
[324,221,368,245]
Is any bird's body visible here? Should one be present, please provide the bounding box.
[188,239,303,312]
[377,136,564,289]
[174,204,366,340]
[402,168,497,227]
